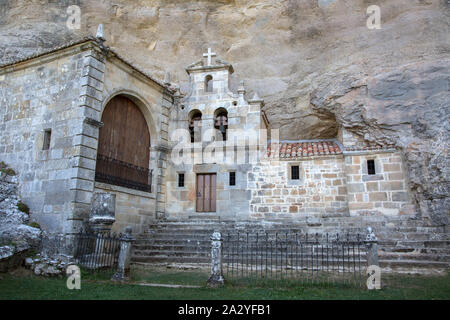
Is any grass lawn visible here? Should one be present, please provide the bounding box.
[0,266,448,300]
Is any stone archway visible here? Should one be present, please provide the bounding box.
[95,95,152,192]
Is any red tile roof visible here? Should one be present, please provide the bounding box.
[267,140,342,159]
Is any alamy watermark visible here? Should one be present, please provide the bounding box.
[366,5,381,30]
[170,128,279,166]
[66,5,81,30]
[366,265,381,290]
[66,265,81,290]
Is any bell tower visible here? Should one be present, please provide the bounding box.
[185,48,234,101]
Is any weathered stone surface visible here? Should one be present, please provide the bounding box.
[311,60,450,225]
[0,170,41,251]
[0,0,448,225]
[24,254,73,277]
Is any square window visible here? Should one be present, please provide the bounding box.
[229,172,236,186]
[178,173,185,187]
[291,165,300,180]
[43,129,51,150]
[367,160,376,175]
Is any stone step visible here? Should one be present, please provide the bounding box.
[379,259,449,269]
[150,219,429,229]
[131,254,368,265]
[133,248,367,259]
[378,252,450,262]
[144,224,447,237]
[135,218,449,272]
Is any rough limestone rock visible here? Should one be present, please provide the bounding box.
[0,0,448,224]
[0,169,41,270]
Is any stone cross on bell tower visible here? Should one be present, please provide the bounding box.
[203,48,216,66]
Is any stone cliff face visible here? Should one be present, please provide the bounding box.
[0,0,448,224]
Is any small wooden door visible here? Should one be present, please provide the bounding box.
[196,174,216,212]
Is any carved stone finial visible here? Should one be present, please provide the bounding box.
[252,92,261,101]
[365,226,377,242]
[96,24,106,42]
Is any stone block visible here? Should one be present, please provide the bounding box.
[380,181,404,191]
[346,165,360,174]
[347,183,364,193]
[369,192,387,201]
[392,191,408,202]
[338,186,347,195]
[349,202,374,210]
[383,163,401,172]
[362,174,384,182]
[366,182,379,192]
[388,172,403,180]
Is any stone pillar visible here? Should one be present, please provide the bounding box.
[111,226,134,282]
[88,193,115,265]
[364,226,379,267]
[154,144,170,220]
[207,231,225,287]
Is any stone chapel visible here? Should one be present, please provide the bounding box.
[0,32,415,247]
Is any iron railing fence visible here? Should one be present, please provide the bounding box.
[95,154,152,192]
[223,232,366,287]
[73,231,122,271]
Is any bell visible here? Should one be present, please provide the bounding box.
[219,123,226,135]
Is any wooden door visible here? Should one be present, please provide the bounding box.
[96,95,151,189]
[196,174,216,212]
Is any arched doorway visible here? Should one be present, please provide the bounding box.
[95,95,152,192]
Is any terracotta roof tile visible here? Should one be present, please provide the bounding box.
[267,140,342,159]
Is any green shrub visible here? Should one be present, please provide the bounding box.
[0,161,16,176]
[17,201,30,214]
[28,222,40,229]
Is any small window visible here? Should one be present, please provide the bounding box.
[205,75,213,92]
[367,160,376,175]
[43,129,51,150]
[229,172,236,186]
[178,173,185,187]
[291,165,300,180]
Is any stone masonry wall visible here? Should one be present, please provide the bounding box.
[249,152,415,219]
[345,151,414,216]
[249,157,348,218]
[0,47,86,234]
[94,182,156,234]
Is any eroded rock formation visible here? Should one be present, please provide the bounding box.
[0,165,41,271]
[0,0,448,224]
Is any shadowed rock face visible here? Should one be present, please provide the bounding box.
[0,0,448,224]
